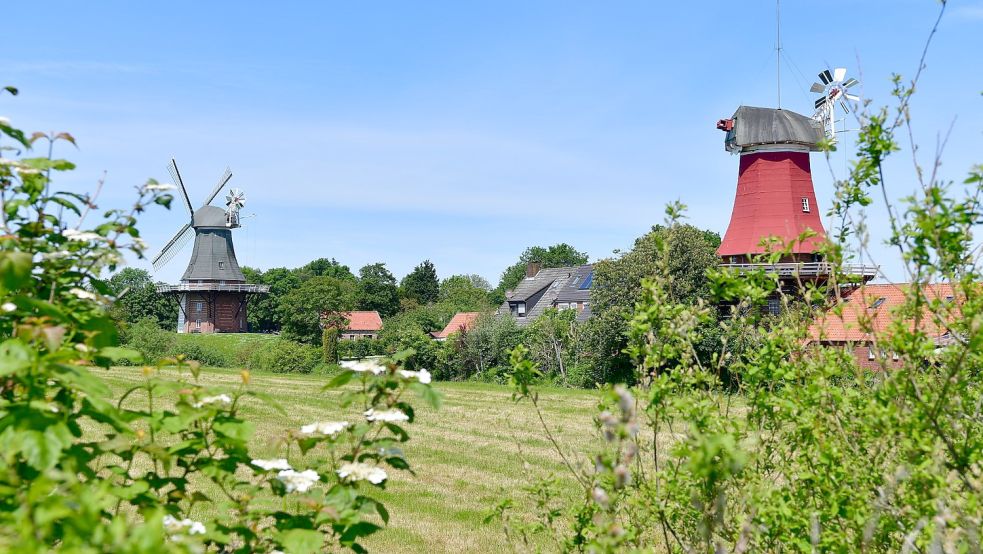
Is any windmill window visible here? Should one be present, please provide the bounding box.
[195,319,201,330]
[871,297,886,309]
[801,197,810,212]
[194,301,203,312]
[867,347,875,360]
[219,261,225,270]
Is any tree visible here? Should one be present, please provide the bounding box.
[356,263,400,317]
[278,275,357,344]
[400,260,440,305]
[107,268,177,330]
[243,266,300,332]
[496,243,589,296]
[296,257,356,282]
[583,224,720,384]
[439,274,494,312]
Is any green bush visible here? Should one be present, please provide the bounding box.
[337,337,386,360]
[248,338,320,373]
[171,340,232,367]
[125,317,176,362]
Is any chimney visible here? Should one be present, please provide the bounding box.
[526,261,541,278]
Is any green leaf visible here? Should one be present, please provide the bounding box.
[213,418,255,442]
[278,528,324,554]
[339,522,382,546]
[0,339,32,377]
[96,347,142,364]
[323,369,354,390]
[0,250,32,291]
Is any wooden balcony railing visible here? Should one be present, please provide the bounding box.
[155,283,270,294]
[719,262,878,278]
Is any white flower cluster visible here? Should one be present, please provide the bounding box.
[163,514,206,536]
[252,458,292,471]
[336,462,387,484]
[299,421,348,437]
[144,182,176,192]
[69,288,97,301]
[364,408,409,423]
[192,394,232,408]
[340,359,386,375]
[276,469,320,492]
[398,368,432,384]
[1,302,15,313]
[61,229,103,242]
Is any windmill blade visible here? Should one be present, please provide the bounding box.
[151,223,194,271]
[833,67,847,82]
[202,167,232,206]
[810,82,825,93]
[819,69,833,85]
[839,100,850,114]
[843,77,859,89]
[814,96,828,110]
[167,159,194,219]
[844,93,860,102]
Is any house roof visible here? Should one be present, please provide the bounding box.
[338,311,383,332]
[810,283,956,344]
[433,312,482,339]
[500,264,593,326]
[555,265,593,303]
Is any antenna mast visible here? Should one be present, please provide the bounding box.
[776,0,782,109]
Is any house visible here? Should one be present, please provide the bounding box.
[498,262,593,326]
[321,310,383,340]
[809,283,956,369]
[432,312,483,341]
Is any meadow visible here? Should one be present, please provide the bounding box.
[97,364,603,553]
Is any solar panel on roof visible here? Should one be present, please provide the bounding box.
[579,272,593,290]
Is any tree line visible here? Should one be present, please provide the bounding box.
[110,227,722,387]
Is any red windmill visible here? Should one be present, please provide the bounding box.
[715,68,875,311]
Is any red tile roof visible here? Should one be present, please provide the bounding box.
[433,312,482,339]
[810,283,956,344]
[337,311,383,332]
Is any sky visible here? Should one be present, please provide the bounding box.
[2,1,982,286]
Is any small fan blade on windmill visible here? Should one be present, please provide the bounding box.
[844,93,860,102]
[833,67,847,82]
[819,69,833,85]
[152,223,194,271]
[815,96,828,110]
[839,100,850,114]
[167,159,194,219]
[810,82,825,93]
[843,78,859,89]
[203,167,233,206]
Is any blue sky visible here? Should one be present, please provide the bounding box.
[2,1,982,285]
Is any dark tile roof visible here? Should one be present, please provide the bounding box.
[499,264,593,326]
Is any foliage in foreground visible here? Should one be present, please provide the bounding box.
[0,109,438,552]
[498,6,983,551]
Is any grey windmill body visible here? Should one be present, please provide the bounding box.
[153,159,268,334]
[181,206,245,282]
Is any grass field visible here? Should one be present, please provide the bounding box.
[97,365,602,553]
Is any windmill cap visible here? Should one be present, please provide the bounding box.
[193,205,229,228]
[722,106,823,153]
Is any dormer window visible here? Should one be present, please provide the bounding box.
[871,297,886,309]
[517,302,526,317]
[801,197,810,213]
[218,261,225,270]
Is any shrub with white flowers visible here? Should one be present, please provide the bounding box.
[0,99,440,553]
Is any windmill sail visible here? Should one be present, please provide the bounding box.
[168,159,194,219]
[202,167,233,207]
[152,223,194,270]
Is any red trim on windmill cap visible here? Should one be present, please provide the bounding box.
[717,151,827,256]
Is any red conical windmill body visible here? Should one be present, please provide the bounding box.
[716,106,827,261]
